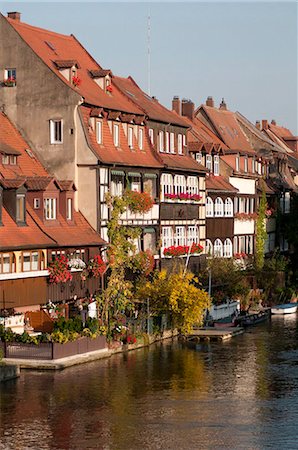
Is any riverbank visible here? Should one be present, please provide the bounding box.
[2,329,179,371]
[0,364,20,382]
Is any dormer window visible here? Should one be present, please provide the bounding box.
[33,198,40,209]
[236,155,240,172]
[128,126,134,148]
[16,193,26,223]
[149,129,154,145]
[244,156,248,173]
[159,131,164,152]
[67,198,72,220]
[96,120,102,144]
[44,198,56,220]
[113,123,120,147]
[213,155,219,175]
[170,133,175,153]
[2,154,18,165]
[178,134,183,155]
[196,152,202,164]
[139,127,144,150]
[89,69,113,91]
[206,154,212,171]
[54,60,80,83]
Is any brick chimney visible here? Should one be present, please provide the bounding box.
[219,98,227,110]
[271,119,276,125]
[255,120,261,130]
[7,12,21,21]
[181,99,194,120]
[262,120,268,130]
[172,96,181,115]
[206,96,214,107]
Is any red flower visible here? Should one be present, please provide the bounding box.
[163,243,203,257]
[126,191,154,214]
[72,76,81,87]
[106,85,113,93]
[87,255,106,278]
[48,255,73,284]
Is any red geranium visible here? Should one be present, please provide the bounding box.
[48,255,73,284]
[87,255,106,278]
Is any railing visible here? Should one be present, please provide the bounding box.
[1,335,107,360]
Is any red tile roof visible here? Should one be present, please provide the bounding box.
[113,76,189,127]
[6,17,144,115]
[206,175,238,193]
[160,153,206,173]
[183,115,228,152]
[269,123,294,139]
[197,105,255,155]
[80,106,162,168]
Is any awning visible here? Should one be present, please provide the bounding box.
[128,172,141,177]
[144,173,158,179]
[111,170,125,176]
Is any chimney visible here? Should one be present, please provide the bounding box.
[206,96,214,107]
[255,120,261,130]
[262,119,268,130]
[7,12,21,21]
[219,98,227,110]
[172,96,181,115]
[152,96,158,103]
[271,119,276,126]
[181,98,194,120]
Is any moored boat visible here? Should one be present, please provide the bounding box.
[271,303,297,315]
[234,309,270,327]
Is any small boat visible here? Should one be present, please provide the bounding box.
[271,303,297,315]
[213,315,236,328]
[235,310,270,327]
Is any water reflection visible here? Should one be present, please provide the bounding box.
[1,316,298,449]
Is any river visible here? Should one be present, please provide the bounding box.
[1,315,298,450]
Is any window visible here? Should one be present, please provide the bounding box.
[224,197,233,216]
[196,153,202,164]
[113,123,120,147]
[245,198,250,214]
[206,197,214,217]
[139,127,144,150]
[50,119,63,144]
[246,235,253,254]
[0,253,13,273]
[96,120,102,144]
[206,154,212,171]
[2,155,17,165]
[143,228,156,253]
[178,134,183,155]
[234,197,238,214]
[2,155,9,165]
[44,198,56,220]
[16,194,25,222]
[162,226,173,250]
[161,173,173,199]
[174,175,186,195]
[67,198,72,220]
[244,156,248,173]
[223,239,233,258]
[19,251,39,272]
[111,174,124,197]
[214,239,223,257]
[128,127,134,148]
[252,157,255,174]
[250,198,254,213]
[165,132,170,153]
[188,226,199,245]
[206,239,213,256]
[236,155,240,172]
[213,155,219,175]
[238,197,245,213]
[183,134,186,147]
[4,68,16,81]
[129,174,141,192]
[170,133,175,153]
[149,128,154,145]
[175,226,186,246]
[214,197,224,217]
[285,192,290,214]
[187,176,199,196]
[159,131,164,152]
[33,198,40,209]
[144,174,157,199]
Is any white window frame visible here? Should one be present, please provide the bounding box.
[113,123,120,147]
[174,175,186,195]
[178,134,183,154]
[196,153,202,164]
[159,131,164,152]
[223,239,233,258]
[252,157,255,174]
[33,198,40,209]
[96,120,102,144]
[187,176,199,195]
[183,134,186,147]
[224,197,233,217]
[170,132,175,153]
[236,155,240,172]
[149,128,154,145]
[244,156,248,173]
[165,131,170,153]
[128,126,134,148]
[67,198,72,220]
[161,173,173,199]
[285,192,290,214]
[44,198,57,220]
[175,226,186,246]
[206,154,212,171]
[138,127,144,150]
[214,239,223,257]
[213,155,219,175]
[206,239,213,256]
[214,197,224,217]
[111,175,124,197]
[5,68,16,80]
[187,226,199,245]
[162,226,173,251]
[50,119,63,144]
[206,197,214,217]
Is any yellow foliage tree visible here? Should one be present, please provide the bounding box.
[136,270,211,334]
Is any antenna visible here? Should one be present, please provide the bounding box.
[147,10,151,96]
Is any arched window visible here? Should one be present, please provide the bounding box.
[225,198,233,217]
[161,173,173,200]
[174,175,186,195]
[223,239,233,258]
[214,197,224,217]
[214,239,223,257]
[206,239,213,256]
[187,176,199,195]
[206,197,214,217]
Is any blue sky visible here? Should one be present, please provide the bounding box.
[1,2,297,132]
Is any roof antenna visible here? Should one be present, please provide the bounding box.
[147,9,151,96]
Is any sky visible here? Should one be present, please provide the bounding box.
[1,1,297,132]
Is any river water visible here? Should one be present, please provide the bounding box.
[1,316,298,450]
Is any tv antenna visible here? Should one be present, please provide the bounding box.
[147,10,151,96]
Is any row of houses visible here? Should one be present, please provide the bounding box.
[0,11,297,315]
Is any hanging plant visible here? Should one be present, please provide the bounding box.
[125,190,154,214]
[72,76,82,87]
[87,255,106,278]
[48,255,73,284]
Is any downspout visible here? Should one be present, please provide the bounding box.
[73,97,84,210]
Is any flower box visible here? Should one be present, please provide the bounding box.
[164,193,202,202]
[163,243,203,257]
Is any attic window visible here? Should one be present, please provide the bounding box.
[45,41,56,51]
[16,194,26,223]
[2,154,17,165]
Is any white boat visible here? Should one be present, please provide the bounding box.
[271,303,298,315]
